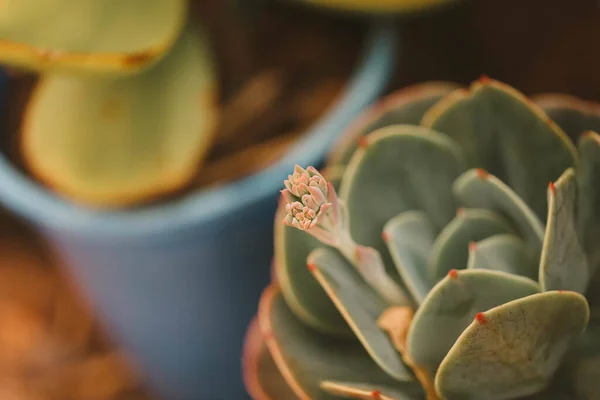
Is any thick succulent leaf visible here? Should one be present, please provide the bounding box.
[21,24,218,208]
[428,209,514,282]
[406,269,539,379]
[453,169,545,254]
[328,81,460,167]
[423,78,578,220]
[258,286,401,400]
[0,0,187,74]
[340,125,466,280]
[275,169,348,335]
[466,234,538,280]
[242,318,299,400]
[435,291,590,400]
[539,168,589,294]
[307,248,414,381]
[534,94,600,143]
[320,381,423,400]
[578,132,600,278]
[383,211,435,305]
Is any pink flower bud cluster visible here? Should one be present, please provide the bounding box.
[281,165,332,231]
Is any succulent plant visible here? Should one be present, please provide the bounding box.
[0,0,219,207]
[242,78,600,400]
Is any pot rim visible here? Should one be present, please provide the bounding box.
[0,19,397,241]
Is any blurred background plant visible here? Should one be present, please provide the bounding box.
[0,0,600,399]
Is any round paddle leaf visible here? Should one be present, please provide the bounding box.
[0,0,187,74]
[21,24,218,207]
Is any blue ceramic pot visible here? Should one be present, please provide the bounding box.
[0,21,396,400]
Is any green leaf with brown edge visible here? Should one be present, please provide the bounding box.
[578,132,600,279]
[242,318,299,400]
[328,81,460,167]
[435,291,590,400]
[466,234,538,281]
[539,168,589,294]
[428,209,514,282]
[258,286,401,400]
[453,169,545,255]
[0,0,187,74]
[274,167,349,335]
[307,248,414,382]
[383,210,436,305]
[423,78,578,220]
[534,94,600,143]
[406,269,539,381]
[21,24,218,208]
[320,381,423,400]
[339,125,466,282]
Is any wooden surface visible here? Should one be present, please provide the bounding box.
[0,211,153,400]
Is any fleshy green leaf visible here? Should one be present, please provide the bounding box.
[275,169,348,335]
[340,125,466,281]
[258,286,400,400]
[578,132,600,278]
[242,318,299,400]
[328,81,460,167]
[0,0,187,74]
[467,234,538,281]
[21,24,218,207]
[435,291,590,400]
[539,168,589,293]
[383,211,436,305]
[534,94,600,143]
[428,209,514,282]
[307,248,414,381]
[406,269,539,379]
[453,169,545,254]
[423,78,578,220]
[320,381,423,400]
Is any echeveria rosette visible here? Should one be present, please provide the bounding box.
[243,77,600,400]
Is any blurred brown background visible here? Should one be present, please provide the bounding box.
[1,0,599,398]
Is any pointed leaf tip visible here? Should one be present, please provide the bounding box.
[548,181,556,193]
[475,312,487,324]
[372,390,382,399]
[456,208,465,216]
[381,231,390,242]
[479,74,491,84]
[468,241,477,252]
[448,269,458,279]
[476,168,489,179]
[357,136,369,149]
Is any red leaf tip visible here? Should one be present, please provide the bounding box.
[548,181,556,193]
[479,74,491,84]
[475,313,487,324]
[382,231,390,242]
[456,208,465,216]
[448,269,458,279]
[469,241,477,252]
[357,136,369,149]
[307,263,317,272]
[371,390,382,399]
[476,168,489,179]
